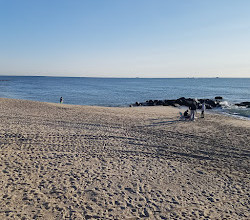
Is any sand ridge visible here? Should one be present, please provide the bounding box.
[0,98,249,219]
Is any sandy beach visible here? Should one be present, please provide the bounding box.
[0,98,249,219]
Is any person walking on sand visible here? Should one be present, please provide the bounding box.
[189,102,197,121]
[201,101,206,118]
[60,97,63,104]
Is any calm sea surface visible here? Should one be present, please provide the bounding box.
[0,76,249,118]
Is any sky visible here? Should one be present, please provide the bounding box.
[0,0,250,78]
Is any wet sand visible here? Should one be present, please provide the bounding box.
[0,98,249,219]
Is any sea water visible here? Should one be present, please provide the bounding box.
[0,76,249,118]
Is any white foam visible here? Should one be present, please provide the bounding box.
[219,101,231,108]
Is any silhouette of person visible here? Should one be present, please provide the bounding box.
[60,97,63,104]
[189,102,197,121]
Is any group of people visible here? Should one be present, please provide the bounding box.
[181,101,206,121]
[59,97,206,121]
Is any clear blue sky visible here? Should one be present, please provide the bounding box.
[0,0,250,77]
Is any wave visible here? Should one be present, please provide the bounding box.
[215,101,250,119]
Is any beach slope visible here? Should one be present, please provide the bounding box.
[0,98,249,219]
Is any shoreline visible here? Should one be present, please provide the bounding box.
[211,109,250,121]
[0,98,249,219]
[6,97,249,127]
[1,97,250,120]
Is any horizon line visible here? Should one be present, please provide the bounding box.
[0,75,250,79]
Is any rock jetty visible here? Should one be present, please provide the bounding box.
[235,102,250,108]
[131,97,222,109]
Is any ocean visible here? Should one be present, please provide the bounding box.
[0,76,249,118]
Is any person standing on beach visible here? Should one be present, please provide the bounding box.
[201,101,206,118]
[60,97,63,104]
[189,102,197,121]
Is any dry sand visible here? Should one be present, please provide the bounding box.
[0,98,249,219]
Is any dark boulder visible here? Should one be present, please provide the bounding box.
[163,99,176,106]
[215,96,223,100]
[241,102,250,106]
[176,97,194,107]
[155,100,164,105]
[146,100,154,106]
[206,104,213,109]
[235,102,250,107]
[197,103,202,109]
[206,99,217,108]
[198,98,208,103]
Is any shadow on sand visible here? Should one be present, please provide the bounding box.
[146,119,189,126]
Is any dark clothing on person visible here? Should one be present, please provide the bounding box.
[189,103,197,111]
[189,103,197,121]
[184,110,189,119]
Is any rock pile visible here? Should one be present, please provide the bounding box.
[235,102,250,108]
[131,97,222,109]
